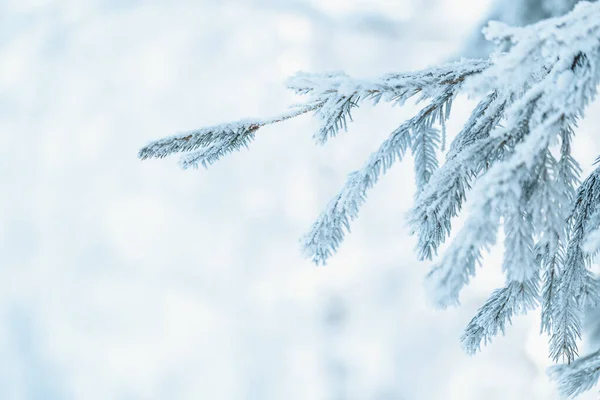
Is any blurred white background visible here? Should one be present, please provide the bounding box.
[1,0,600,399]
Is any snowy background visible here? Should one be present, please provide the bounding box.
[1,0,600,399]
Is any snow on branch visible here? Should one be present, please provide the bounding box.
[549,348,600,398]
[139,2,600,396]
[552,164,600,362]
[409,92,507,261]
[302,87,456,265]
[462,278,539,355]
[138,104,319,168]
[423,1,600,312]
[139,59,488,168]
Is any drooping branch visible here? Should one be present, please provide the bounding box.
[138,2,600,396]
[302,87,457,265]
[549,348,600,397]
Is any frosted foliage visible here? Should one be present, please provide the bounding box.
[139,2,600,397]
[549,349,600,397]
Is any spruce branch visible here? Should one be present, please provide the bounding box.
[138,103,319,165]
[408,93,507,261]
[138,2,600,396]
[549,348,600,398]
[462,277,540,355]
[302,88,456,265]
[553,165,600,362]
[139,59,489,169]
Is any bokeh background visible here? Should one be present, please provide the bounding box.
[2,0,600,399]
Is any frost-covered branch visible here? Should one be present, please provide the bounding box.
[139,59,489,168]
[552,165,600,362]
[287,60,487,144]
[140,59,487,263]
[138,104,319,168]
[139,2,600,397]
[422,2,600,313]
[549,348,600,397]
[409,92,508,261]
[462,278,539,354]
[302,87,456,265]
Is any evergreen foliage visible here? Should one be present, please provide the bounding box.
[139,2,600,396]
